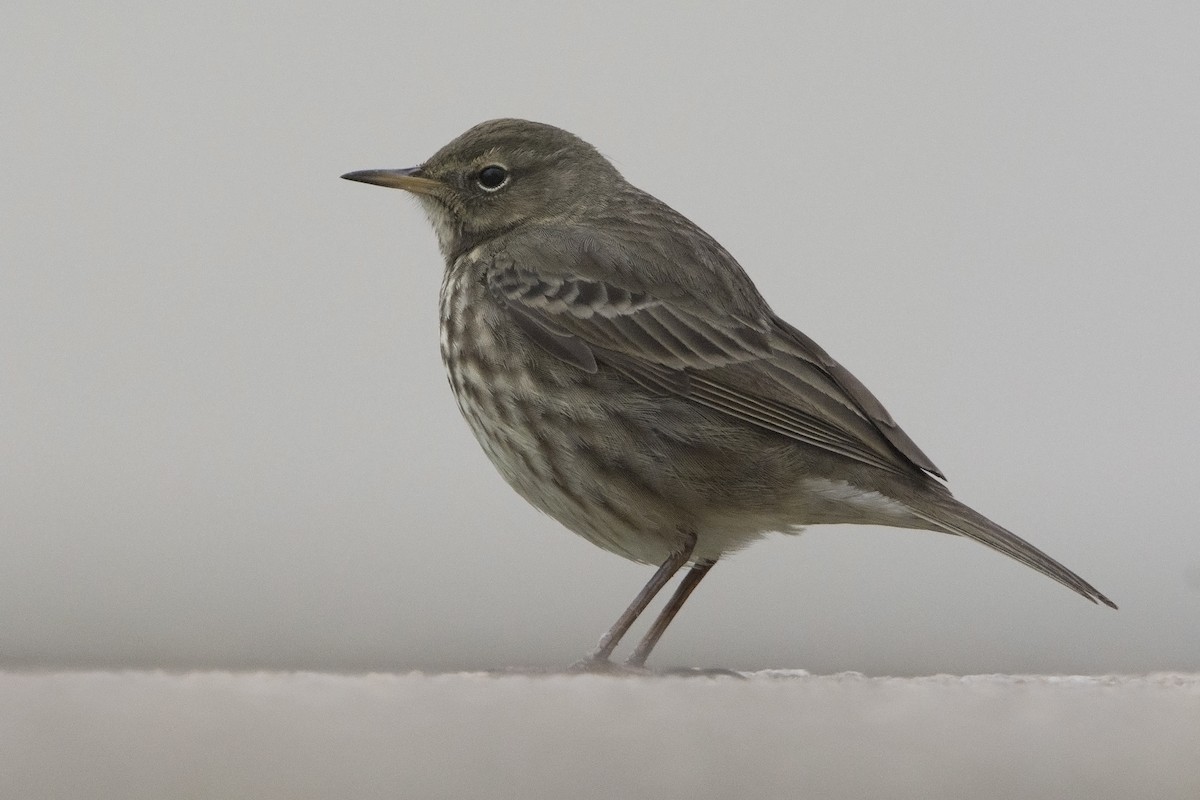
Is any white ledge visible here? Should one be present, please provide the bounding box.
[4,670,1198,799]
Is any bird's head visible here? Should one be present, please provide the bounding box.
[343,118,624,258]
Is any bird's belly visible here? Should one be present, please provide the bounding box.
[440,318,664,560]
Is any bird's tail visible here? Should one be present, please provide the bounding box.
[906,496,1117,609]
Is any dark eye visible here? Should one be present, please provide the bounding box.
[477,165,509,191]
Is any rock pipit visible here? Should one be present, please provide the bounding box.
[343,119,1115,670]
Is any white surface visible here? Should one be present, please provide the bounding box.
[4,670,1198,800]
[3,2,1199,675]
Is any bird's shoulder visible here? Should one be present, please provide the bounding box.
[489,188,770,321]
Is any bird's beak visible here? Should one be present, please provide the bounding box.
[340,166,443,196]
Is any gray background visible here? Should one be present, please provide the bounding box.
[3,1,1197,675]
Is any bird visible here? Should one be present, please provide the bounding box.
[342,118,1116,670]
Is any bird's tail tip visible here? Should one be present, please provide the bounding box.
[910,497,1117,610]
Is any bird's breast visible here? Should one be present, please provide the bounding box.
[439,261,560,488]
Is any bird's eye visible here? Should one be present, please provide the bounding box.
[477,165,509,191]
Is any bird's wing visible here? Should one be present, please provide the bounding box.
[486,238,943,479]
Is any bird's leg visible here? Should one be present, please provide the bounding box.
[583,532,697,665]
[626,559,716,667]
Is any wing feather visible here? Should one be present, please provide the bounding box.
[485,243,943,479]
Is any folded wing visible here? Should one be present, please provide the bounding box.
[486,239,944,479]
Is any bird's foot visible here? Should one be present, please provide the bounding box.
[655,666,747,679]
[567,657,744,678]
[567,657,650,676]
